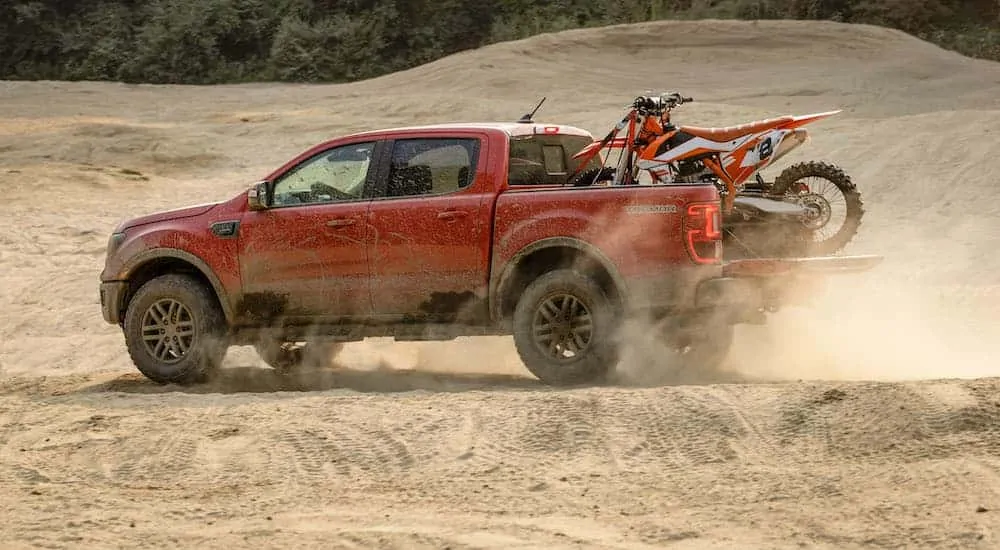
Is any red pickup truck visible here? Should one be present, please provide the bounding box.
[99,120,880,386]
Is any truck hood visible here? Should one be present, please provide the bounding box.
[117,202,220,231]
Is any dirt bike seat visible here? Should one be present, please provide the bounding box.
[679,116,795,142]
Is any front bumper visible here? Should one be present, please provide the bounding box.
[100,281,128,325]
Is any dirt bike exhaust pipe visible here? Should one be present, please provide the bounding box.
[724,196,813,259]
[728,195,809,223]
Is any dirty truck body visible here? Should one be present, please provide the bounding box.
[99,121,880,385]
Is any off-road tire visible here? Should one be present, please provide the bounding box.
[254,339,343,374]
[770,160,864,256]
[512,269,619,386]
[123,274,228,385]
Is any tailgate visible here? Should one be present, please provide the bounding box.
[722,254,884,278]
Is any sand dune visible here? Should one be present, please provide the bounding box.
[1,19,999,548]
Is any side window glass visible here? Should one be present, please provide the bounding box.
[271,141,376,207]
[508,134,598,185]
[508,137,545,186]
[384,138,480,198]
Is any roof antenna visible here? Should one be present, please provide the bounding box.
[517,96,546,123]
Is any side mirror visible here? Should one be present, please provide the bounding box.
[247,181,269,211]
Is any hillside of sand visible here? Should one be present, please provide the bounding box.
[2,19,1000,549]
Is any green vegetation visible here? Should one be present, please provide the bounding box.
[2,0,998,84]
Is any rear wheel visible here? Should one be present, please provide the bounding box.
[123,274,228,385]
[512,269,619,386]
[770,161,864,256]
[254,339,343,374]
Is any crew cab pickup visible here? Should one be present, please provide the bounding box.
[99,121,881,386]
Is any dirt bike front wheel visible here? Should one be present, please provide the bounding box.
[769,161,865,256]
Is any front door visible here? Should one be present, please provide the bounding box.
[366,134,492,322]
[238,140,380,323]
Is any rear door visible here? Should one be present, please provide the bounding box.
[365,133,493,322]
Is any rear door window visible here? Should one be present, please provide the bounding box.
[382,137,481,198]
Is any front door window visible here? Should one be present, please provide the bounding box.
[271,142,376,206]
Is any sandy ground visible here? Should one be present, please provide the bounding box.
[2,19,1000,548]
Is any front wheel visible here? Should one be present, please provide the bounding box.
[122,274,229,385]
[770,160,865,256]
[512,269,619,386]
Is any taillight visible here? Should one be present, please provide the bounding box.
[685,202,722,264]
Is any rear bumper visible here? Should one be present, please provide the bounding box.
[696,273,820,308]
[100,281,128,325]
[695,277,760,309]
[696,254,883,319]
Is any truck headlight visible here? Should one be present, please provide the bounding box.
[106,232,126,258]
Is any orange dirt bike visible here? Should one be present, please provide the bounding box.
[567,92,865,259]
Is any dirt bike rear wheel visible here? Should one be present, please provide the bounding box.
[770,161,864,256]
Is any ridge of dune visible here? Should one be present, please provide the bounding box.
[367,19,1000,116]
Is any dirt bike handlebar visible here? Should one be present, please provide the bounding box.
[632,93,694,114]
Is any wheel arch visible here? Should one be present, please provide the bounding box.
[490,237,628,324]
[120,248,234,324]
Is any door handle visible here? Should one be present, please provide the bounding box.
[326,217,357,227]
[437,210,469,221]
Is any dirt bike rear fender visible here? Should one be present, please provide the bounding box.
[780,110,842,129]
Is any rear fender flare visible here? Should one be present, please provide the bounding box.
[489,237,629,323]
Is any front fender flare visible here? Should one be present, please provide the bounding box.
[118,247,235,323]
